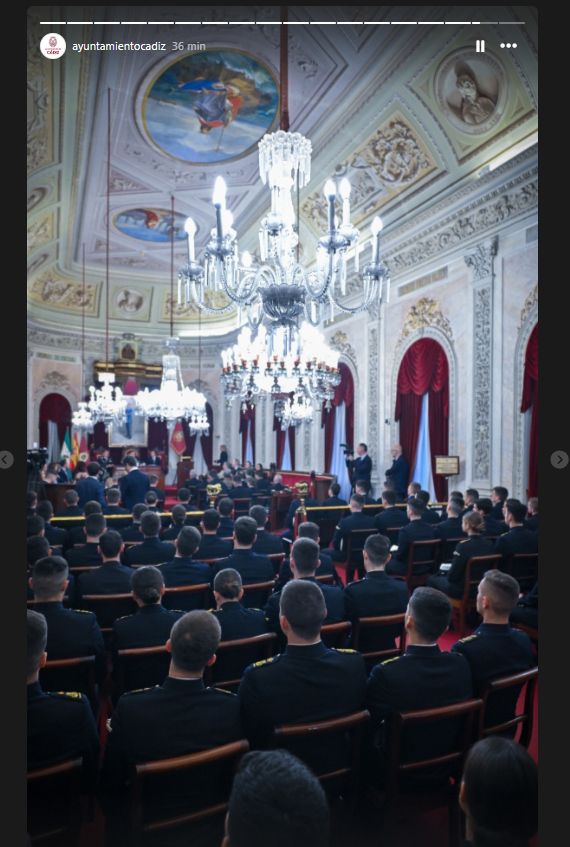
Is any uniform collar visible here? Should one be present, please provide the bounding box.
[162,676,205,693]
[365,570,388,580]
[139,604,165,615]
[32,600,64,611]
[219,601,241,612]
[285,641,328,657]
[476,622,511,634]
[405,644,441,656]
[27,681,43,699]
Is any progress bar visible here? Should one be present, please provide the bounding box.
[39,20,526,26]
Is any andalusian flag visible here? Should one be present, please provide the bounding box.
[79,432,89,463]
[60,428,72,462]
[170,420,187,456]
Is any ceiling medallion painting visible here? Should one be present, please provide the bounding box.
[113,207,188,243]
[434,49,506,136]
[140,50,279,164]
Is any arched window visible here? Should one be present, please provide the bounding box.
[39,393,72,449]
[395,339,449,501]
[520,324,538,497]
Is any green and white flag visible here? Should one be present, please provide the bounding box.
[60,427,72,460]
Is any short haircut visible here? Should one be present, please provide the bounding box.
[234,516,257,546]
[176,525,201,557]
[64,490,79,506]
[85,513,106,538]
[279,580,326,641]
[27,515,45,537]
[291,538,320,576]
[504,499,527,524]
[27,536,50,567]
[132,503,147,522]
[140,511,161,537]
[227,749,330,847]
[123,455,137,468]
[364,533,390,567]
[408,587,451,642]
[350,494,365,510]
[462,737,537,846]
[527,496,538,513]
[359,442,368,451]
[480,570,520,616]
[27,491,38,508]
[27,610,47,677]
[98,530,122,558]
[170,610,221,672]
[417,490,430,506]
[177,488,190,501]
[409,481,421,494]
[407,498,425,518]
[298,521,319,542]
[463,511,485,533]
[171,504,187,525]
[202,508,220,531]
[329,482,340,496]
[382,490,397,506]
[449,490,463,500]
[36,500,54,521]
[465,488,479,501]
[132,566,164,605]
[144,490,158,506]
[87,462,100,476]
[446,499,462,517]
[213,568,242,600]
[475,497,493,516]
[218,497,234,517]
[106,487,121,505]
[249,505,268,528]
[355,480,370,493]
[31,556,69,599]
[84,500,103,516]
[492,486,508,501]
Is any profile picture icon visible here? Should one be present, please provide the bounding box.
[40,32,66,59]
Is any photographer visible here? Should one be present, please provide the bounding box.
[345,442,372,492]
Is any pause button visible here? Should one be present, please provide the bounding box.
[476,39,485,53]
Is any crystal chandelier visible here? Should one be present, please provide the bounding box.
[275,390,314,430]
[88,372,126,426]
[221,322,340,412]
[72,402,95,432]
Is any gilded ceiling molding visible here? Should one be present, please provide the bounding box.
[399,297,454,343]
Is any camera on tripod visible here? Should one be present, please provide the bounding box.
[27,447,48,471]
[340,443,354,458]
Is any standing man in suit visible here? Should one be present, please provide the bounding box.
[384,444,409,502]
[75,462,106,509]
[347,442,372,492]
[119,456,150,511]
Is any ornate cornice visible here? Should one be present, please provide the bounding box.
[464,237,499,282]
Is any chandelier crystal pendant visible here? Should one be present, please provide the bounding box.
[275,390,315,430]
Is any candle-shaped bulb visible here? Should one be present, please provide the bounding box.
[339,178,351,199]
[212,176,227,207]
[371,216,383,236]
[241,250,252,268]
[324,179,336,199]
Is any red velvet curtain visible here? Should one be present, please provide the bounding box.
[395,339,449,501]
[39,393,72,448]
[240,405,256,464]
[520,324,538,498]
[321,362,354,472]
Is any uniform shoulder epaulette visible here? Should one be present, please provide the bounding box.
[458,539,469,544]
[250,607,263,612]
[333,648,358,654]
[123,685,157,695]
[53,690,83,700]
[381,655,401,665]
[457,634,478,643]
[253,655,280,668]
[213,686,236,695]
[114,613,133,622]
[70,607,94,614]
[208,608,217,613]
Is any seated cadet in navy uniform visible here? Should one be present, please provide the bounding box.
[55,489,84,518]
[433,498,467,554]
[265,539,346,646]
[463,488,480,514]
[385,498,437,576]
[101,611,243,811]
[160,504,188,541]
[473,498,508,538]
[143,489,170,529]
[416,490,442,525]
[66,501,102,547]
[452,570,535,730]
[217,497,236,537]
[197,509,233,559]
[489,486,509,521]
[27,610,99,788]
[148,473,165,505]
[223,749,330,847]
[239,579,367,775]
[159,526,211,608]
[275,522,340,591]
[320,481,348,508]
[494,499,539,567]
[27,490,38,518]
[212,517,274,609]
[250,505,284,555]
[373,489,409,535]
[427,511,495,599]
[119,502,146,543]
[510,580,538,630]
[366,587,472,785]
[344,534,408,656]
[331,494,377,563]
[524,496,538,533]
[113,566,183,650]
[354,480,376,506]
[29,556,106,683]
[211,568,267,641]
[123,511,175,567]
[284,490,319,536]
[102,487,130,530]
[36,500,69,550]
[77,530,133,601]
[65,512,106,568]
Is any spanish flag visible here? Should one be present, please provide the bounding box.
[70,430,80,469]
[170,420,186,456]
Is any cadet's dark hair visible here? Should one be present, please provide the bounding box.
[27,491,38,509]
[36,500,54,521]
[329,482,341,496]
[291,538,319,576]
[123,455,137,468]
[27,610,47,677]
[171,504,187,525]
[446,499,463,517]
[364,534,390,567]
[249,505,268,528]
[177,488,191,501]
[407,497,425,518]
[213,568,242,600]
[462,737,537,847]
[27,515,45,537]
[64,489,79,505]
[85,513,106,538]
[84,500,103,516]
[132,503,147,522]
[409,481,421,494]
[176,525,201,557]
[98,529,122,558]
[382,490,397,506]
[202,508,220,531]
[218,497,234,517]
[298,521,319,542]
[355,480,370,493]
[492,486,508,501]
[350,493,365,509]
[106,487,121,505]
[408,587,451,642]
[27,535,50,567]
[480,570,520,616]
[504,499,527,524]
[31,556,69,599]
[234,516,257,546]
[466,488,479,501]
[170,610,221,672]
[140,510,161,537]
[417,490,430,506]
[475,497,493,516]
[87,462,100,477]
[144,490,158,506]
[279,580,326,641]
[227,749,330,847]
[132,566,164,605]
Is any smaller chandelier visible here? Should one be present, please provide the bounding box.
[71,401,94,432]
[87,372,127,426]
[136,339,209,432]
[275,391,314,429]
